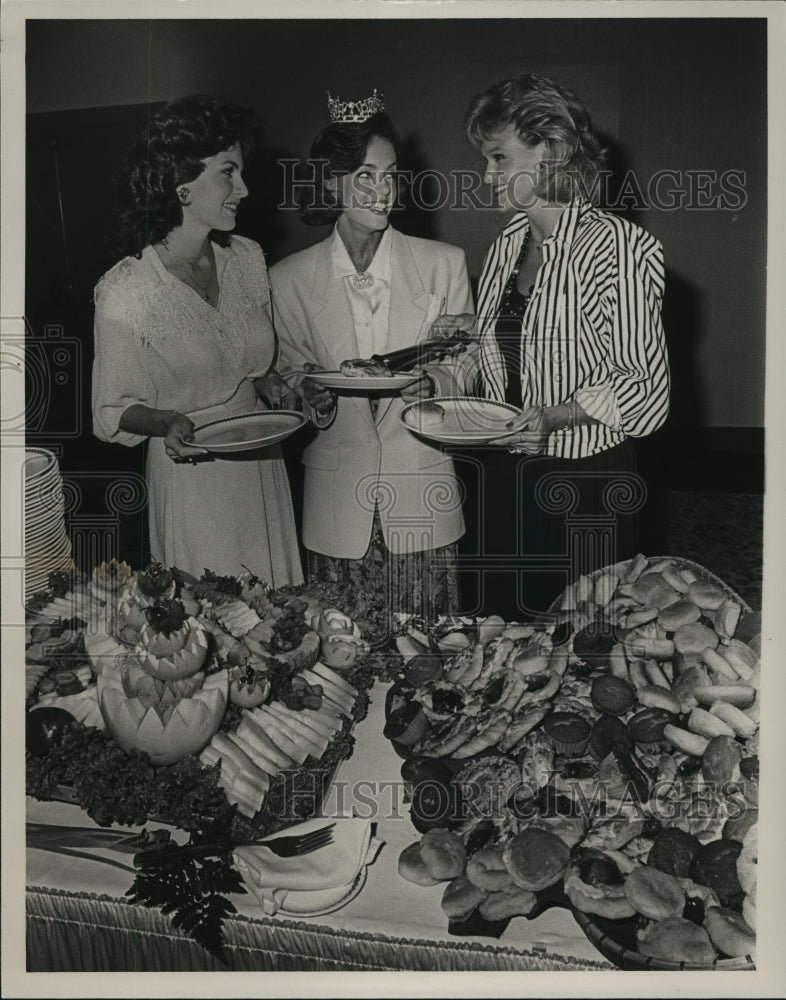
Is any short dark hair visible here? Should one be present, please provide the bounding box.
[115,94,263,257]
[465,74,606,204]
[298,112,398,226]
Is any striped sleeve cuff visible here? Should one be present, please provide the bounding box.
[573,384,622,431]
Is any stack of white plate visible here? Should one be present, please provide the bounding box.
[24,448,74,601]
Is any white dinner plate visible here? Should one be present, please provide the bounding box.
[400,396,522,445]
[275,865,368,917]
[191,411,306,453]
[304,370,419,392]
[24,450,57,482]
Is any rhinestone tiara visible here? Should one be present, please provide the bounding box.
[326,89,385,124]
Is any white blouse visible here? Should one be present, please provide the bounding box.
[329,226,392,358]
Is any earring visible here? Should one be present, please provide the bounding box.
[178,187,190,202]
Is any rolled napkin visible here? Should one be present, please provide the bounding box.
[233,816,382,915]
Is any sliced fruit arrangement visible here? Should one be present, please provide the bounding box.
[200,660,351,817]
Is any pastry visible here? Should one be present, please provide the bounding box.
[701,735,742,786]
[563,848,636,919]
[502,828,570,891]
[704,905,756,957]
[624,865,685,919]
[637,916,716,964]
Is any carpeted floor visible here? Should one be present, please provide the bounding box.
[654,490,763,610]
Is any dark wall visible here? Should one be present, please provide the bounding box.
[26,16,767,434]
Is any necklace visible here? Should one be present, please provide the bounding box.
[500,229,532,316]
[159,237,208,262]
[157,241,215,301]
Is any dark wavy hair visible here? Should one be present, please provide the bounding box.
[298,112,399,226]
[115,94,263,258]
[465,74,606,204]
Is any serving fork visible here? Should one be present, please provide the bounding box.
[134,822,336,868]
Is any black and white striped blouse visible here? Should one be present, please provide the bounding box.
[477,200,670,459]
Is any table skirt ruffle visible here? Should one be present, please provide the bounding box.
[26,887,615,972]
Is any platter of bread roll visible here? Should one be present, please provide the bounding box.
[388,555,760,970]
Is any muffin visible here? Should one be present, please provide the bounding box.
[648,827,702,878]
[542,711,591,755]
[588,714,630,760]
[689,839,745,910]
[627,707,678,753]
[590,675,636,716]
[572,621,616,665]
[384,700,430,746]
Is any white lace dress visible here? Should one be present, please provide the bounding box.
[92,236,303,585]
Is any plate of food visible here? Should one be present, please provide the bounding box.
[191,411,306,453]
[306,359,419,392]
[400,396,521,445]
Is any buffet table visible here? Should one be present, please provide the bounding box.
[26,679,614,973]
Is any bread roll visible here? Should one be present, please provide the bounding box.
[658,599,701,631]
[663,723,710,757]
[465,847,513,891]
[441,875,487,921]
[479,883,537,920]
[420,828,467,881]
[637,684,681,715]
[398,841,441,886]
[688,707,736,739]
[709,700,758,738]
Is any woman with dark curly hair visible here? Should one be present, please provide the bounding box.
[270,91,474,621]
[436,74,670,618]
[92,94,303,583]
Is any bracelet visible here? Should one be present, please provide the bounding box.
[164,409,181,432]
[564,401,575,430]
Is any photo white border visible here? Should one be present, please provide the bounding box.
[2,1,785,997]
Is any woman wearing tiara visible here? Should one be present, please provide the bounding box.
[270,90,474,624]
[436,74,670,618]
[92,95,303,584]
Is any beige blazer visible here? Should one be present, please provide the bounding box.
[270,228,475,559]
